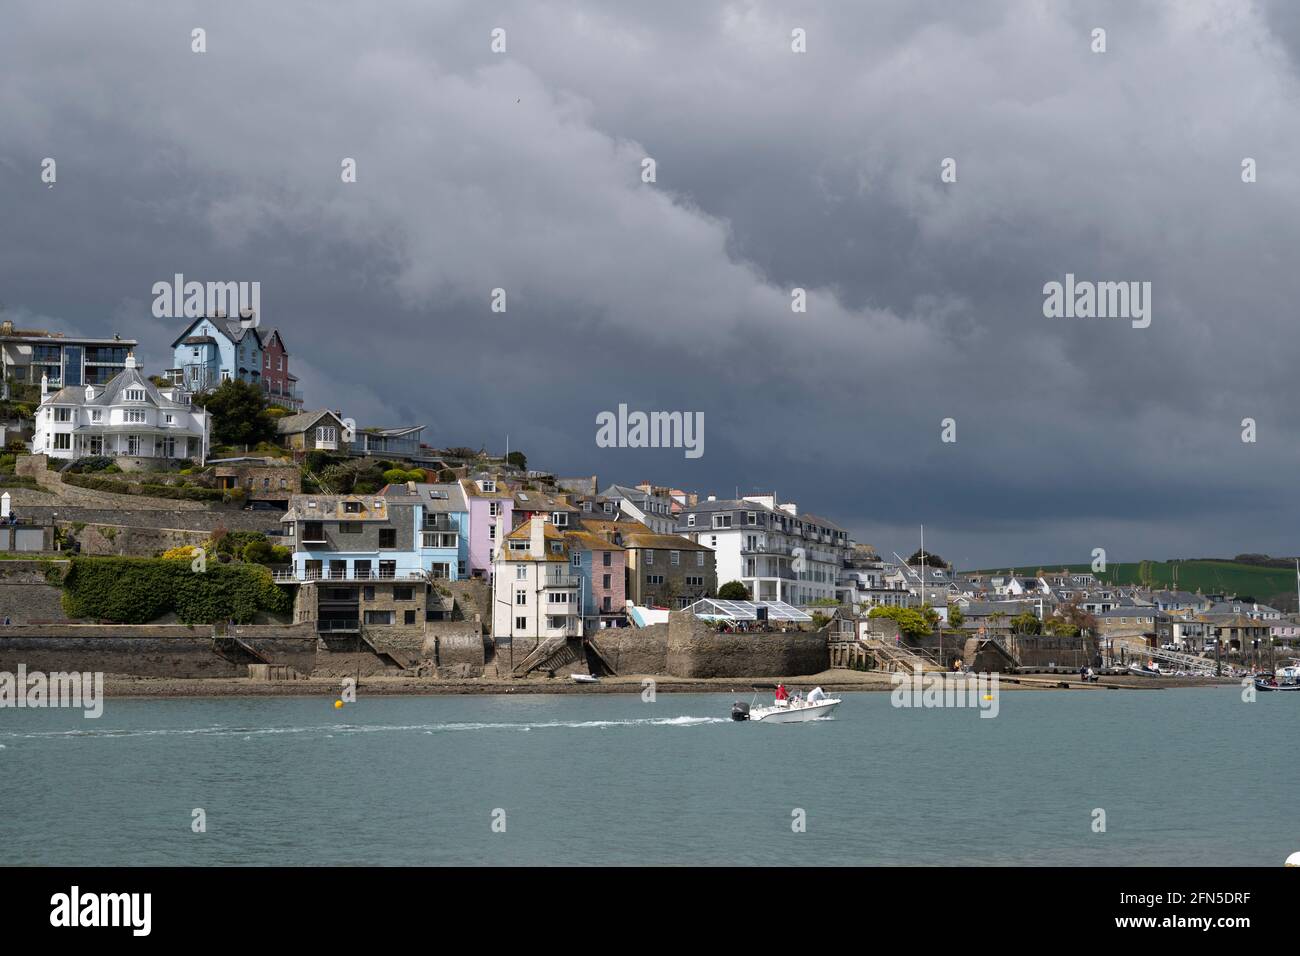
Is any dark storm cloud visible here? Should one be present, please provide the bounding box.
[2,0,1299,566]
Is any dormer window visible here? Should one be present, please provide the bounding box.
[125,388,146,402]
[481,479,496,493]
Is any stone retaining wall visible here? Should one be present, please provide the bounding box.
[590,624,669,675]
[665,612,829,678]
[0,623,318,677]
[0,561,71,623]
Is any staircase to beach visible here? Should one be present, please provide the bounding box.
[511,636,573,677]
[862,637,942,673]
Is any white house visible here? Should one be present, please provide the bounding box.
[32,354,208,462]
[676,494,852,605]
[491,517,582,641]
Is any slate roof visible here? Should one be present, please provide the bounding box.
[169,317,262,349]
[46,366,190,411]
[380,482,468,513]
[276,409,342,434]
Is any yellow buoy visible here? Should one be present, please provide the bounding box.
[334,699,344,709]
[983,695,993,701]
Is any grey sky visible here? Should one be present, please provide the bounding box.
[3,0,1299,568]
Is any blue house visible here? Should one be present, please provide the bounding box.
[384,482,471,580]
[167,316,263,392]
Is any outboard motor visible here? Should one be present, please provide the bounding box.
[730,701,751,721]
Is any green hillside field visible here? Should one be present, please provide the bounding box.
[976,560,1299,607]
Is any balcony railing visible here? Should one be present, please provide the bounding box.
[542,574,580,588]
[422,516,457,532]
[274,569,427,583]
[317,619,360,633]
[742,542,794,556]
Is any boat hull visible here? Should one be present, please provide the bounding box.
[748,699,841,723]
[1254,679,1300,692]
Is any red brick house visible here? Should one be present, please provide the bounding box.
[260,328,302,411]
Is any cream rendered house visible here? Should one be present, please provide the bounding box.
[491,516,583,641]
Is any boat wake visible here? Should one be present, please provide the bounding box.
[0,715,729,741]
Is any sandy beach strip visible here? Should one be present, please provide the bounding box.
[95,669,1237,698]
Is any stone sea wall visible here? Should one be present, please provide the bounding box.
[665,612,829,678]
[590,624,669,675]
[0,623,319,678]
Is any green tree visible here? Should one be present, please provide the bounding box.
[241,538,275,565]
[1058,597,1097,636]
[867,604,933,639]
[505,450,527,471]
[717,580,750,600]
[947,606,964,628]
[1010,610,1041,635]
[1044,617,1079,637]
[196,379,275,447]
[921,602,941,630]
[907,548,948,569]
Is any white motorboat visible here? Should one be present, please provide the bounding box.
[570,674,600,684]
[731,684,840,723]
[1128,661,1162,677]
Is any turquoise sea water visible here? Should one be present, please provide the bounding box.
[1,688,1295,866]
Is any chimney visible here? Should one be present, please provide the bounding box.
[406,481,416,493]
[124,352,138,370]
[40,372,48,398]
[530,515,545,556]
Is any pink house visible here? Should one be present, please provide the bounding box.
[565,530,628,630]
[460,475,514,579]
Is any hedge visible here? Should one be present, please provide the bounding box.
[60,557,293,624]
[62,472,226,501]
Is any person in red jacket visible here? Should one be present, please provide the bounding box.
[774,683,788,702]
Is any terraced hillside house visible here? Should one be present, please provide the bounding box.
[581,518,716,610]
[282,493,424,583]
[167,315,264,392]
[276,409,351,455]
[491,517,581,641]
[619,528,716,609]
[0,321,137,394]
[564,529,627,629]
[599,482,677,534]
[379,481,470,580]
[511,488,580,532]
[459,474,514,579]
[258,328,302,411]
[31,354,208,462]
